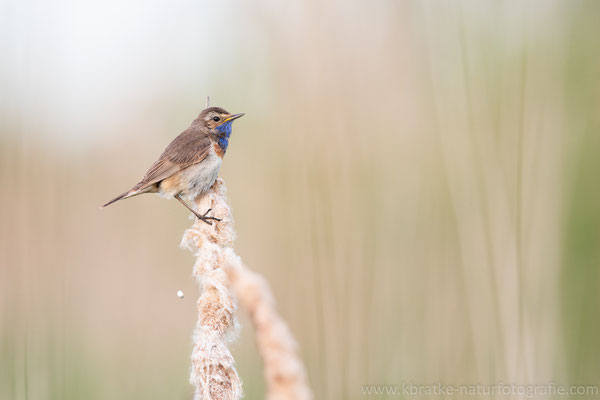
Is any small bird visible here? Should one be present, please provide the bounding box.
[101,106,244,224]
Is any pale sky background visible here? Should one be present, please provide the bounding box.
[0,0,275,147]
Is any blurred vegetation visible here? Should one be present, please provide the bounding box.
[1,0,599,399]
[562,0,600,386]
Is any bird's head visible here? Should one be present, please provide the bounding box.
[194,106,244,154]
[195,107,244,136]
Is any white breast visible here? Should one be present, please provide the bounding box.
[179,147,222,201]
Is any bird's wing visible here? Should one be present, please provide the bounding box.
[134,131,212,192]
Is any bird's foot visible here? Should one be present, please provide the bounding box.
[194,208,221,225]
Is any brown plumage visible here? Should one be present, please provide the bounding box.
[101,106,244,224]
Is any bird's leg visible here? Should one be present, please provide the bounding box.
[175,194,221,225]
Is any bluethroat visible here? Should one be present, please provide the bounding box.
[101,107,244,224]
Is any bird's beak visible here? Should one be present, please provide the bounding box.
[223,113,245,122]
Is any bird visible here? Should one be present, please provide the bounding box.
[101,106,244,224]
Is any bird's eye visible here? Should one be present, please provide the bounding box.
[212,116,220,122]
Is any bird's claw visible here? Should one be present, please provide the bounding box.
[196,208,221,225]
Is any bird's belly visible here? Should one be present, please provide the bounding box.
[159,150,222,201]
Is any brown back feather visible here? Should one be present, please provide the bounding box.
[134,128,212,192]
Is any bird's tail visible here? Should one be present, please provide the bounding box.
[100,188,142,208]
[101,181,155,209]
[101,191,130,208]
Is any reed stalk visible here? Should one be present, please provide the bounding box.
[181,178,311,400]
[181,179,242,400]
[225,250,312,400]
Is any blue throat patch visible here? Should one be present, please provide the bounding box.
[215,121,233,152]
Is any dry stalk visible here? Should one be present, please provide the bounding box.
[181,178,312,400]
[181,179,242,400]
[225,250,313,400]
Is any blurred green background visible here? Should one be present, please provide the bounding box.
[1,0,599,399]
